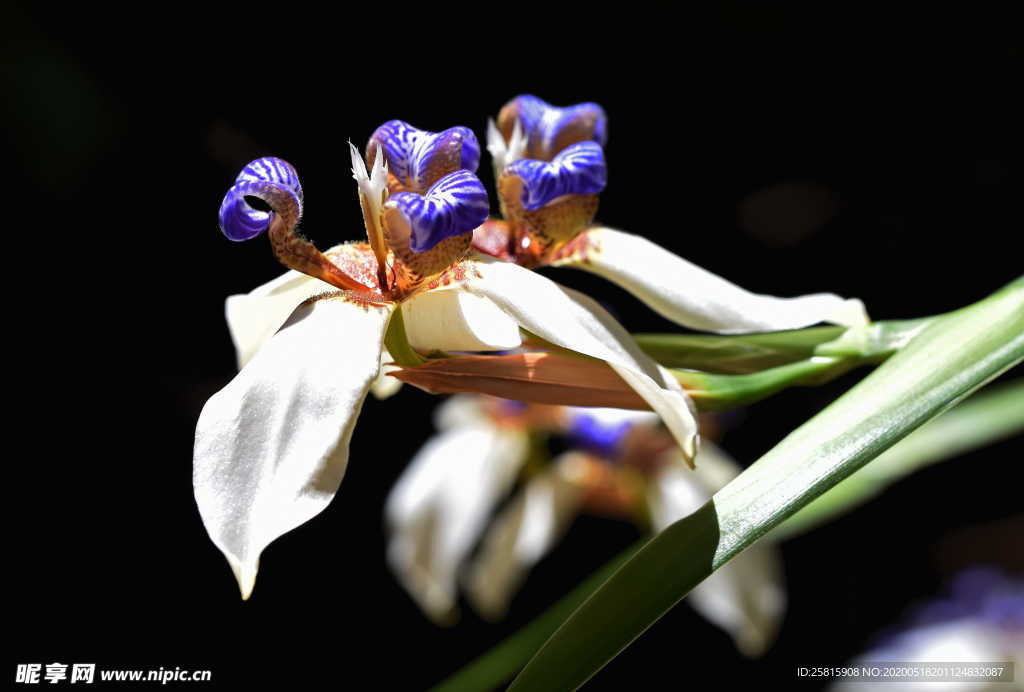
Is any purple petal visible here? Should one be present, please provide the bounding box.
[389,170,490,253]
[369,120,480,192]
[218,157,303,242]
[501,94,608,159]
[505,141,607,210]
[568,413,632,459]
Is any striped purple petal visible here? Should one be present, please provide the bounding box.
[218,157,303,242]
[504,142,607,210]
[388,170,490,253]
[369,120,480,192]
[500,94,608,160]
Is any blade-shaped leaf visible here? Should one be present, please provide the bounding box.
[509,277,1023,691]
[773,376,1024,539]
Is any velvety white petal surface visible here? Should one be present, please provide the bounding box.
[649,442,786,656]
[466,467,581,620]
[464,256,699,462]
[553,227,869,333]
[225,270,336,368]
[194,297,394,599]
[385,423,528,623]
[401,288,523,353]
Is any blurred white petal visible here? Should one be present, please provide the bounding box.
[649,442,786,656]
[225,270,335,368]
[370,348,403,400]
[385,424,529,623]
[464,256,699,463]
[433,394,492,431]
[401,287,523,352]
[466,466,582,620]
[553,227,868,333]
[194,297,394,599]
[832,620,1022,691]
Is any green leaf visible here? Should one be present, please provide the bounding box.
[429,545,642,692]
[773,376,1024,539]
[509,278,1024,691]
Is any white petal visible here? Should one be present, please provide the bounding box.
[465,467,581,620]
[486,118,508,179]
[648,442,785,656]
[370,348,403,400]
[689,544,786,657]
[552,227,869,333]
[225,270,336,368]
[401,287,523,352]
[194,297,394,599]
[385,424,528,622]
[464,256,699,462]
[433,394,491,431]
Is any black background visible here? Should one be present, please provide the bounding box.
[7,7,1021,690]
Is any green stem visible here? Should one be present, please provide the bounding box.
[635,317,930,374]
[675,357,853,412]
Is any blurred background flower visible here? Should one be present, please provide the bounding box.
[831,567,1023,691]
[387,395,786,656]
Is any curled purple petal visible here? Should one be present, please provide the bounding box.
[505,141,607,210]
[499,94,608,160]
[568,413,632,459]
[218,157,303,242]
[369,120,480,192]
[388,170,490,253]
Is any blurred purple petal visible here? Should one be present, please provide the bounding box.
[568,412,632,459]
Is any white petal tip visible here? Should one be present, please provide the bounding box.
[834,298,870,327]
[228,558,258,601]
[349,141,368,180]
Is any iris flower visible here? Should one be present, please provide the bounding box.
[195,97,868,599]
[386,396,785,655]
[195,124,695,599]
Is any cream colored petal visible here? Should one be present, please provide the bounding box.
[224,270,337,369]
[194,297,395,599]
[689,545,786,657]
[465,467,582,620]
[649,442,785,656]
[401,288,523,353]
[370,348,403,400]
[552,227,869,333]
[433,394,492,431]
[385,425,528,623]
[463,256,699,463]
